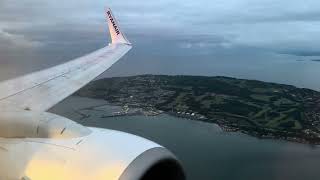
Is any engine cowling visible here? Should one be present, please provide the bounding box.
[0,111,185,180]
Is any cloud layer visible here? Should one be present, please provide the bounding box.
[1,0,320,55]
[1,0,320,88]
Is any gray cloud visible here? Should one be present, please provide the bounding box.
[1,0,320,87]
[0,29,43,49]
[1,0,320,53]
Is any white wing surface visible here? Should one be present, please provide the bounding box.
[0,8,131,112]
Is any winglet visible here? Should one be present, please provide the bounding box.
[105,8,131,45]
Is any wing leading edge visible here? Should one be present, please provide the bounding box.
[0,8,131,112]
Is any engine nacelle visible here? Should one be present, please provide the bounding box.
[0,111,185,180]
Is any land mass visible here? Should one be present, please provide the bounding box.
[76,75,320,144]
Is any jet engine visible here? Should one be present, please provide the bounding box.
[0,111,185,180]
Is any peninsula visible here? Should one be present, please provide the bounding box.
[76,75,320,144]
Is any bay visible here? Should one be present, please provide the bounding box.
[51,96,320,180]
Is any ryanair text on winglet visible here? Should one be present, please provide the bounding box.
[107,11,120,35]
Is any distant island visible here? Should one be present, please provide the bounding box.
[296,59,320,62]
[76,75,320,144]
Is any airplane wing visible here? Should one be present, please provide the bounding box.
[0,8,131,112]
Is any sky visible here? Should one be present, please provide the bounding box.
[1,0,320,89]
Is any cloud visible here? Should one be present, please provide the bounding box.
[1,0,320,81]
[105,0,320,56]
[0,29,43,49]
[177,35,233,50]
[1,0,320,54]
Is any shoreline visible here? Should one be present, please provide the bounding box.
[76,96,319,145]
[75,75,320,145]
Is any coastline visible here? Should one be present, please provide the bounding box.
[75,75,320,145]
[63,96,318,145]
